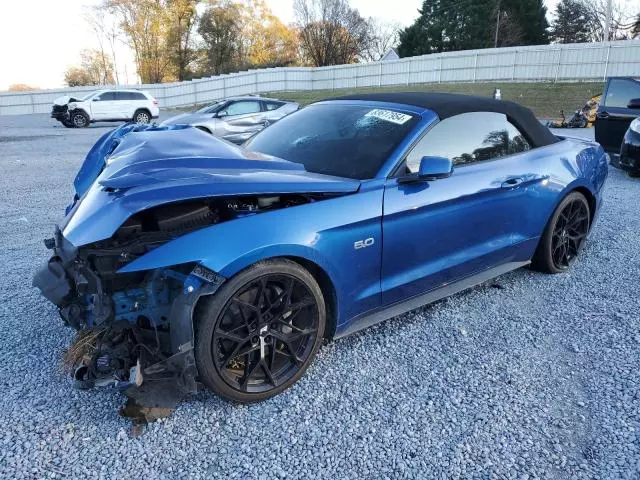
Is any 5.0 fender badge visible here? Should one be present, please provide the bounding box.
[354,238,375,249]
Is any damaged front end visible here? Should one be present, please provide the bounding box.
[33,222,225,408]
[32,192,327,410]
[32,123,360,416]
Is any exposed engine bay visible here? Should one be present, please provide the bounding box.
[33,193,328,420]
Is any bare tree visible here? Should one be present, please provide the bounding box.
[105,0,172,84]
[491,10,524,47]
[294,0,372,66]
[197,0,243,75]
[85,7,119,84]
[166,0,200,81]
[579,0,635,41]
[360,18,400,62]
[64,49,116,86]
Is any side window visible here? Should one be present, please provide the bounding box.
[264,101,284,111]
[405,112,531,172]
[224,101,261,116]
[95,92,116,101]
[116,91,146,101]
[202,102,225,114]
[604,79,640,108]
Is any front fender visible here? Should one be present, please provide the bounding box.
[118,187,385,323]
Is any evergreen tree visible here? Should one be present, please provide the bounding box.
[397,0,493,56]
[505,0,549,45]
[550,0,597,43]
[398,0,549,57]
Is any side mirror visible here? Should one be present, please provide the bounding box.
[92,97,100,101]
[627,98,640,109]
[217,110,228,118]
[399,156,454,184]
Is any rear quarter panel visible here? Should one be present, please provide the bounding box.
[520,137,607,247]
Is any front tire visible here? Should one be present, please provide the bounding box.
[531,192,590,274]
[70,111,89,128]
[195,259,325,403]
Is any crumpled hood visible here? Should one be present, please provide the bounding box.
[53,95,82,106]
[62,124,360,247]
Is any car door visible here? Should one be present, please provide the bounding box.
[595,78,640,151]
[381,112,539,305]
[218,100,264,124]
[262,100,287,123]
[115,91,134,119]
[91,91,119,120]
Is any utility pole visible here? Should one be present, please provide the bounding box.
[603,0,612,42]
[494,0,501,48]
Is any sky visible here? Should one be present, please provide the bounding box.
[0,0,573,91]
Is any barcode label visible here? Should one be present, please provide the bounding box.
[364,109,413,125]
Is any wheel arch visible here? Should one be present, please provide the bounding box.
[133,107,152,119]
[283,255,338,341]
[541,180,597,233]
[570,185,596,226]
[554,181,596,230]
[69,107,90,118]
[193,254,339,341]
[211,248,341,341]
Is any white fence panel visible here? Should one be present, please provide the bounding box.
[1,40,638,115]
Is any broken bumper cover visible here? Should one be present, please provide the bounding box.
[33,259,72,307]
[32,227,226,401]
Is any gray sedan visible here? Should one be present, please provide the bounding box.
[162,96,299,144]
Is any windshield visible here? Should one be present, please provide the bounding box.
[196,101,226,114]
[81,92,97,101]
[245,104,418,179]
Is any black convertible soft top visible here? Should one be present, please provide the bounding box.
[330,92,560,148]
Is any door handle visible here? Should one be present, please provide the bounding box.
[501,177,524,188]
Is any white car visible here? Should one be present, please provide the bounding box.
[51,89,159,128]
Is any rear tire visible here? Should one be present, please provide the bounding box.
[195,259,325,403]
[531,192,590,274]
[133,109,151,124]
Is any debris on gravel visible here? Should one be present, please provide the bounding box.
[0,116,638,479]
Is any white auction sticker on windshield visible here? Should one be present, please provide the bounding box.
[364,109,413,125]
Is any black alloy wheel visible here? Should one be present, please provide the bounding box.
[551,197,590,269]
[532,191,590,273]
[195,260,325,402]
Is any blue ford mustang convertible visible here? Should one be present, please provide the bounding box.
[34,93,608,404]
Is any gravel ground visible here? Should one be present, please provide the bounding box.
[0,115,639,479]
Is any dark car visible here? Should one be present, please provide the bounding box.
[33,93,608,405]
[595,77,640,152]
[619,118,640,177]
